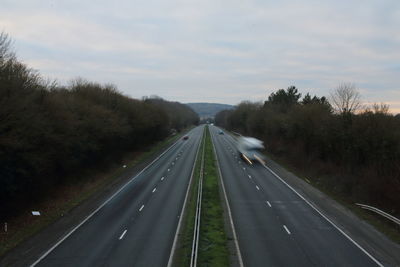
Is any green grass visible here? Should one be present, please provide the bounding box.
[0,129,189,258]
[175,126,229,267]
[197,126,229,267]
[174,128,205,267]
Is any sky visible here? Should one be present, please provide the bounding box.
[1,0,399,112]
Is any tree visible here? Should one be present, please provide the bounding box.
[329,83,362,114]
[0,32,200,218]
[265,86,301,112]
[0,32,14,63]
[215,109,233,128]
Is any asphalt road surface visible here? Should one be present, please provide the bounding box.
[209,125,382,267]
[22,124,397,267]
[32,125,204,267]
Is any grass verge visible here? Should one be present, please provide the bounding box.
[174,126,229,267]
[0,129,189,258]
[174,128,205,267]
[198,126,229,266]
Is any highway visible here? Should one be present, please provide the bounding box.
[32,125,204,267]
[209,125,382,267]
[22,124,394,267]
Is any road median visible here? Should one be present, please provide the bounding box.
[174,126,230,266]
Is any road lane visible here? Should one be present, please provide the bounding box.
[34,125,204,267]
[209,126,381,267]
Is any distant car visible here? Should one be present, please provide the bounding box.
[218,130,224,135]
[183,135,189,140]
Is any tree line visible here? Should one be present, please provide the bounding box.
[0,33,199,218]
[216,85,400,215]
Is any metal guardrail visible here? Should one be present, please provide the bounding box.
[355,203,400,225]
[231,131,242,136]
[190,136,205,267]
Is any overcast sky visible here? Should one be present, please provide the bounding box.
[1,0,399,112]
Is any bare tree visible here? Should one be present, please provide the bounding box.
[363,102,390,115]
[329,83,362,114]
[0,32,14,61]
[372,103,389,114]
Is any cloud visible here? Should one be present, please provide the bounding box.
[0,0,399,111]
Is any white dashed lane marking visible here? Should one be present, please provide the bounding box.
[283,225,291,235]
[119,230,127,240]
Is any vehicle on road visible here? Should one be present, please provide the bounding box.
[237,136,265,164]
[183,135,189,140]
[218,130,224,135]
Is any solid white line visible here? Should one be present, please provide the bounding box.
[30,135,183,267]
[119,230,127,240]
[283,225,291,235]
[256,185,260,191]
[262,164,384,267]
[161,176,165,181]
[210,131,245,267]
[266,201,272,207]
[152,188,156,193]
[167,128,203,267]
[191,139,205,267]
[139,205,144,211]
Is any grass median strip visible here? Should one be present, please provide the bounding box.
[198,127,229,266]
[174,128,205,267]
[175,126,229,266]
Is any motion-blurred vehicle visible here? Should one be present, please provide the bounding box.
[237,136,265,164]
[183,135,189,140]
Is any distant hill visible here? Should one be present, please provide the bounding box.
[186,102,234,118]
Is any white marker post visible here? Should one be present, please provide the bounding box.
[32,211,41,216]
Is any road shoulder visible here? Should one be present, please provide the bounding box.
[263,153,400,267]
[0,132,186,267]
